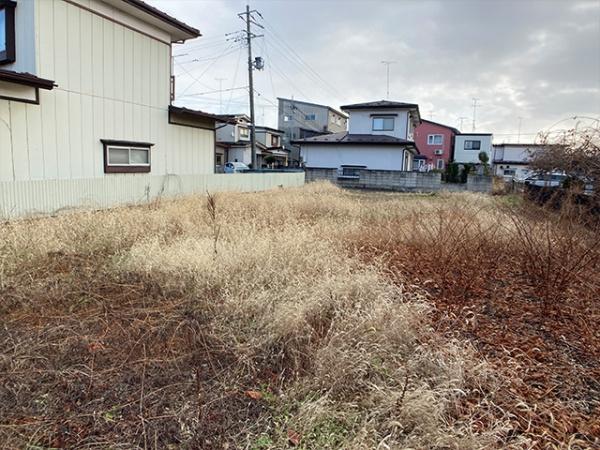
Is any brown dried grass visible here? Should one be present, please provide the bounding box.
[0,183,570,449]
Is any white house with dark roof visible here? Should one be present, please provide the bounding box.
[294,100,421,172]
[0,0,303,219]
[453,133,494,165]
[493,143,544,179]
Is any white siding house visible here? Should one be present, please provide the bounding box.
[493,143,543,179]
[453,133,493,164]
[295,100,421,172]
[0,0,303,219]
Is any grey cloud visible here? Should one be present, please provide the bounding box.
[150,0,600,141]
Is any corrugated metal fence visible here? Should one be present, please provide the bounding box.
[0,172,305,219]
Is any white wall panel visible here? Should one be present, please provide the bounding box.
[26,104,44,179]
[0,172,306,219]
[0,102,13,182]
[1,0,260,219]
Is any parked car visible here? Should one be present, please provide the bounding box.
[523,172,567,188]
[224,162,250,173]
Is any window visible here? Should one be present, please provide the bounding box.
[0,1,16,65]
[372,117,394,131]
[464,140,481,150]
[427,134,443,145]
[239,127,250,139]
[305,114,316,121]
[503,168,516,176]
[271,134,280,147]
[338,166,364,178]
[436,159,445,170]
[434,149,444,155]
[215,154,223,166]
[101,140,153,173]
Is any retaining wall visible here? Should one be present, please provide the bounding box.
[305,168,492,194]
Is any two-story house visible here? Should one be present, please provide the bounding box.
[493,143,543,179]
[453,133,494,167]
[413,119,460,171]
[255,126,289,167]
[294,100,420,172]
[215,114,251,167]
[278,97,348,166]
[0,0,303,219]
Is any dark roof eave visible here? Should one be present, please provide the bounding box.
[169,105,219,124]
[0,69,56,90]
[122,0,200,40]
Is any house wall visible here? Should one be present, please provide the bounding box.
[493,144,533,163]
[453,134,493,164]
[302,144,408,171]
[347,109,410,139]
[413,121,455,169]
[494,163,531,180]
[0,0,304,219]
[3,0,36,73]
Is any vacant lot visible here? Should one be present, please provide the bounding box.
[1,183,598,449]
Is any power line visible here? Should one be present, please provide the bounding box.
[261,17,343,102]
[178,42,239,96]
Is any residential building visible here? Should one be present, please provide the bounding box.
[255,126,289,167]
[295,100,421,172]
[453,133,494,166]
[0,0,303,219]
[493,143,542,179]
[278,97,348,166]
[215,114,251,167]
[413,119,460,171]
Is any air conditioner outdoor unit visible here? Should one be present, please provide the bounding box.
[434,149,443,155]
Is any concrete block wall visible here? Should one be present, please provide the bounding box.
[306,168,492,194]
[305,168,442,192]
[466,175,493,193]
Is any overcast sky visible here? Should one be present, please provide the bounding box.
[149,0,600,142]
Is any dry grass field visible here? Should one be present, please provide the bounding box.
[1,183,598,449]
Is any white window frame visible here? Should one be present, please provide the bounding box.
[106,145,151,167]
[101,139,154,173]
[372,117,395,131]
[464,140,481,150]
[239,126,250,139]
[427,134,443,145]
[436,159,445,170]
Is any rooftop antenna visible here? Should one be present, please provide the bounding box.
[471,98,480,132]
[215,77,227,114]
[381,60,397,99]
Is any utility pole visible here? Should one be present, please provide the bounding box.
[458,116,468,130]
[238,3,264,169]
[471,98,479,132]
[517,116,523,142]
[215,77,227,114]
[381,61,396,99]
[428,110,435,120]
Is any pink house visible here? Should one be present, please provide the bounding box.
[413,120,460,171]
